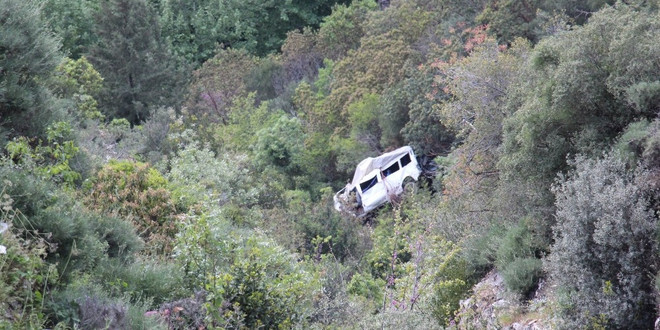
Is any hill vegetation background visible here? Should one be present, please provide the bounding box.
[2,0,660,328]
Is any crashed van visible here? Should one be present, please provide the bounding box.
[334,146,421,217]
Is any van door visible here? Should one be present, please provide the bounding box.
[358,169,387,213]
[381,159,403,195]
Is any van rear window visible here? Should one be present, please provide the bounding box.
[400,153,411,167]
[383,161,400,177]
[360,176,378,193]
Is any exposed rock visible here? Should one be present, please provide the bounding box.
[452,270,553,330]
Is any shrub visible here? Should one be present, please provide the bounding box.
[5,122,82,186]
[0,211,54,328]
[269,187,367,261]
[208,245,314,329]
[174,210,319,328]
[1,166,142,280]
[166,142,261,209]
[495,220,544,296]
[85,160,178,254]
[546,154,658,329]
[48,278,166,329]
[347,272,385,304]
[499,258,542,297]
[93,258,185,306]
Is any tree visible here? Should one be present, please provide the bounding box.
[89,0,185,124]
[50,56,104,121]
[476,0,614,44]
[498,4,660,224]
[547,154,658,328]
[184,48,256,125]
[42,0,99,59]
[0,0,65,139]
[316,0,378,60]
[159,0,350,64]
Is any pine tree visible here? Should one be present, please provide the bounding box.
[89,0,185,124]
[0,0,65,139]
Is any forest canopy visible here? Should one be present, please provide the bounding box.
[2,0,660,328]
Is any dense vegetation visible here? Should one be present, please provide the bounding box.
[2,0,660,328]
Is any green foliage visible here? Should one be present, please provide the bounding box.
[495,220,544,295]
[500,4,660,191]
[206,237,318,328]
[174,210,318,328]
[493,5,660,254]
[185,48,256,126]
[91,258,185,305]
[42,0,99,59]
[245,56,283,103]
[399,65,453,156]
[0,0,66,139]
[279,28,323,90]
[85,160,178,254]
[254,114,306,178]
[612,120,652,165]
[1,166,142,281]
[365,199,472,327]
[214,93,273,152]
[266,188,367,261]
[347,272,385,303]
[7,0,660,327]
[499,258,542,296]
[159,0,349,62]
[476,0,613,44]
[166,142,260,209]
[317,0,377,60]
[429,243,470,327]
[546,154,658,328]
[174,212,239,291]
[51,56,104,120]
[0,190,55,328]
[89,0,186,124]
[5,122,82,186]
[48,276,166,329]
[330,94,382,174]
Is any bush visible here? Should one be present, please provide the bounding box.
[93,258,185,306]
[546,154,658,329]
[347,272,385,304]
[499,258,542,297]
[0,216,54,328]
[48,278,166,329]
[1,166,142,280]
[270,187,367,261]
[495,220,544,296]
[166,142,261,209]
[5,122,83,186]
[85,160,178,254]
[174,209,319,328]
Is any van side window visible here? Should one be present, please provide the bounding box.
[383,161,400,177]
[400,153,411,167]
[360,176,378,193]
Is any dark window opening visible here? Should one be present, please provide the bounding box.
[400,153,412,167]
[360,176,378,193]
[383,161,400,177]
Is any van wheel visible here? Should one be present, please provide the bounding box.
[402,177,418,195]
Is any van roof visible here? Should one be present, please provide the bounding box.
[349,146,414,188]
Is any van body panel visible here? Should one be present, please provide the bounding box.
[333,146,422,216]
